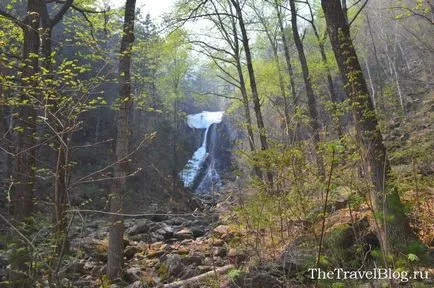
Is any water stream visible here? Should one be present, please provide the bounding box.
[179,111,224,192]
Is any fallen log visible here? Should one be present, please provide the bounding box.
[163,264,235,288]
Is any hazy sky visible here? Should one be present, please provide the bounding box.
[109,0,176,22]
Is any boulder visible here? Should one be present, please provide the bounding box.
[213,246,227,258]
[127,221,151,236]
[70,237,107,262]
[125,245,140,260]
[189,225,206,238]
[213,225,230,237]
[181,254,203,266]
[164,254,184,277]
[164,217,185,226]
[174,227,194,240]
[124,267,142,282]
[227,248,247,266]
[153,223,174,240]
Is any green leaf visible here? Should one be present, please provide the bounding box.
[407,253,419,262]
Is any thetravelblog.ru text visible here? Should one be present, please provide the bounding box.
[308,268,430,283]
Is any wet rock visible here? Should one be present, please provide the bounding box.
[213,246,227,257]
[227,248,247,266]
[149,232,165,243]
[125,245,140,260]
[127,221,151,236]
[182,254,203,266]
[203,256,225,267]
[70,237,107,262]
[189,225,206,238]
[213,225,231,239]
[153,223,174,240]
[125,267,142,282]
[174,227,194,240]
[164,254,184,277]
[165,217,185,226]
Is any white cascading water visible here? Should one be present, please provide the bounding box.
[180,111,224,189]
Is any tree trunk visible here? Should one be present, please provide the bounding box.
[228,4,255,153]
[0,87,8,209]
[230,0,273,184]
[254,7,291,142]
[107,0,136,280]
[288,0,325,179]
[172,96,178,194]
[40,1,74,254]
[275,0,298,142]
[9,1,41,286]
[13,0,40,221]
[319,39,343,138]
[321,0,414,256]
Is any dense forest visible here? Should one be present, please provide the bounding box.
[0,0,433,287]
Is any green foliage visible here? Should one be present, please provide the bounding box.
[227,268,242,280]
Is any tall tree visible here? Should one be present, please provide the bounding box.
[321,0,414,256]
[230,0,273,184]
[107,0,137,280]
[288,0,325,179]
[305,1,343,138]
[252,1,291,141]
[274,0,299,141]
[12,0,41,221]
[0,1,42,285]
[40,0,74,254]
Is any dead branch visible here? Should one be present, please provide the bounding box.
[163,264,235,288]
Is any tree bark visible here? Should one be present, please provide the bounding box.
[9,1,41,286]
[230,0,273,184]
[288,0,325,179]
[321,0,414,256]
[228,4,255,154]
[13,0,41,221]
[275,0,298,142]
[107,0,136,280]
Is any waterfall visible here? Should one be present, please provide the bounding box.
[180,111,224,190]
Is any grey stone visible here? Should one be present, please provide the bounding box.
[127,221,151,236]
[164,254,184,277]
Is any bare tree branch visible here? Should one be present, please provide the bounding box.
[349,0,369,26]
[0,8,25,29]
